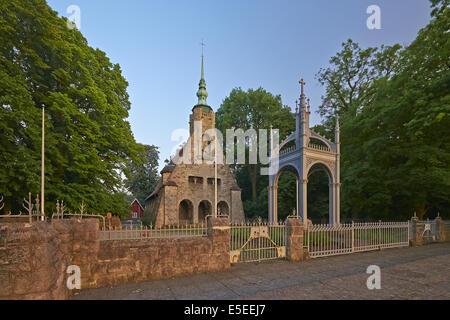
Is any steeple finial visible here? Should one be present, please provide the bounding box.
[299,78,306,95]
[196,52,208,106]
[299,78,307,110]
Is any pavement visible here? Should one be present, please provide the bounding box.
[73,242,450,300]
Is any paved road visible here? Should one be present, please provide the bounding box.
[73,242,450,300]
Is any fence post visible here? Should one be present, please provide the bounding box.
[435,216,444,242]
[407,221,410,244]
[378,220,382,248]
[286,217,305,261]
[351,221,355,253]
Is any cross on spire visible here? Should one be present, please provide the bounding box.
[200,39,206,57]
[299,78,306,96]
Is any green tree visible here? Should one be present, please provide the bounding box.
[0,0,142,216]
[124,144,160,206]
[316,39,402,133]
[319,0,450,220]
[216,87,295,218]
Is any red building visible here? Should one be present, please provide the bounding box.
[127,199,144,220]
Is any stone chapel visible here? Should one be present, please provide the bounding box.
[143,57,245,227]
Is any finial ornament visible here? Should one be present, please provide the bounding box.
[295,100,299,114]
[200,39,206,57]
[299,78,307,109]
[299,78,306,96]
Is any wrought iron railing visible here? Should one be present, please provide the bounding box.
[305,221,410,258]
[0,193,46,222]
[51,200,106,229]
[99,223,207,241]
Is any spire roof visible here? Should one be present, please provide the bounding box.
[196,55,208,106]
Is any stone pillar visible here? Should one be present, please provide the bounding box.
[299,179,308,224]
[409,217,424,246]
[207,217,231,271]
[329,182,334,225]
[435,217,445,242]
[334,183,340,225]
[65,219,100,289]
[286,217,305,261]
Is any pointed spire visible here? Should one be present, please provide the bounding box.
[200,53,205,81]
[196,55,208,105]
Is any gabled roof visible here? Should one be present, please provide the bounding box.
[130,198,144,211]
[145,179,163,202]
[161,164,176,174]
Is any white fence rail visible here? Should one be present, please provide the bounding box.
[99,224,207,241]
[305,221,410,258]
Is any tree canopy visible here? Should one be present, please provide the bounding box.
[318,1,450,220]
[0,0,142,216]
[215,87,295,219]
[124,144,160,206]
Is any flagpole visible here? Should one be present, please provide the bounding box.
[214,135,217,217]
[41,104,45,221]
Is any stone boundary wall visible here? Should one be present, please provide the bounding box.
[0,217,230,300]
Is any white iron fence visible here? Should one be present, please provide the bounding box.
[230,221,286,263]
[99,224,207,241]
[305,221,410,258]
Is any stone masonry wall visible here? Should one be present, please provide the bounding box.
[0,217,230,300]
[0,222,71,299]
[84,218,230,289]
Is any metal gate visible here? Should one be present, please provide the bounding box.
[230,221,286,263]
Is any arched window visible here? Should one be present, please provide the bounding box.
[179,200,194,225]
[217,201,229,216]
[198,200,212,223]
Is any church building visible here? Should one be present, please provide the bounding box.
[143,57,245,227]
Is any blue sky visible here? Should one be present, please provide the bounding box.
[47,0,431,168]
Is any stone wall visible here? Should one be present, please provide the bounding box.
[83,217,230,289]
[0,222,71,299]
[0,217,230,300]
